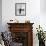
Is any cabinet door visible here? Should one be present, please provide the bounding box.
[11,32,28,46]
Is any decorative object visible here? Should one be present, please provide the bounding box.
[25,20,30,23]
[36,25,45,46]
[1,31,12,46]
[15,3,26,16]
[8,19,19,23]
[44,31,46,40]
[0,32,5,46]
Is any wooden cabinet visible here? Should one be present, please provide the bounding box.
[7,23,34,46]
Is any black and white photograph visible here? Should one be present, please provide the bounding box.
[15,3,26,16]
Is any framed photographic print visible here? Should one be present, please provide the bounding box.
[15,3,26,16]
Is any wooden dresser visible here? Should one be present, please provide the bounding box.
[7,23,34,46]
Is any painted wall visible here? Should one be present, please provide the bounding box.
[0,0,2,32]
[2,0,40,46]
[40,0,46,31]
[2,0,40,31]
[2,0,46,46]
[40,0,46,13]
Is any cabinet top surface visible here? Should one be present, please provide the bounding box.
[7,23,34,25]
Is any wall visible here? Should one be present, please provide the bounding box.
[2,0,40,46]
[40,0,46,31]
[0,0,2,32]
[40,0,46,13]
[2,0,40,30]
[2,0,46,46]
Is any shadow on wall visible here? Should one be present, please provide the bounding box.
[0,0,2,32]
[40,0,46,14]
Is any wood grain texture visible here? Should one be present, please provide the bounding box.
[7,23,34,46]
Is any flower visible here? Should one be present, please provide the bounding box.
[36,25,45,41]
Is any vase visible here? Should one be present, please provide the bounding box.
[39,40,45,46]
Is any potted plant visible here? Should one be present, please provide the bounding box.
[36,25,45,46]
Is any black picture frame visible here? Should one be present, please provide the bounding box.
[15,3,26,16]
